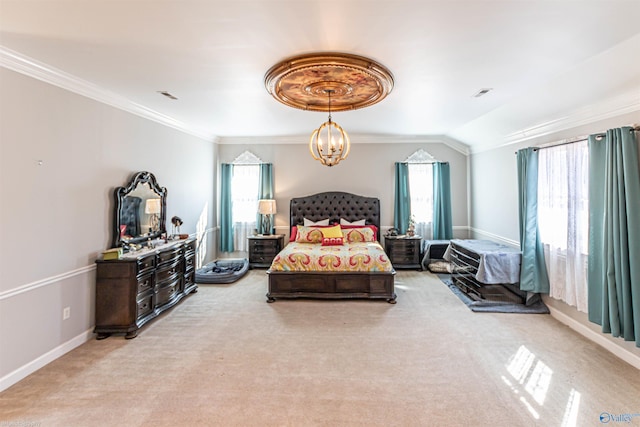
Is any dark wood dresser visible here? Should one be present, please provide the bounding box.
[94,238,197,339]
[384,236,422,270]
[248,234,284,268]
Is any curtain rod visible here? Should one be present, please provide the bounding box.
[515,125,639,154]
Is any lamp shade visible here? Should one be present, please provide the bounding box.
[145,198,161,214]
[257,199,277,215]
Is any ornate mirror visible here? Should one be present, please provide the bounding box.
[112,171,167,247]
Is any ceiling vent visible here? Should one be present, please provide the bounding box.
[158,91,178,100]
[473,88,492,98]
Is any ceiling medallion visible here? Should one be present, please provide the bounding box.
[264,52,394,112]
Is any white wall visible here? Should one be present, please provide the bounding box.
[217,140,469,240]
[468,110,640,363]
[0,68,216,390]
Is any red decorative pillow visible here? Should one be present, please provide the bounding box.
[289,226,298,242]
[322,237,344,246]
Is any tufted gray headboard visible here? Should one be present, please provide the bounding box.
[289,191,381,240]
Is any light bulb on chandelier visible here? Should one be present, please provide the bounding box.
[309,89,350,167]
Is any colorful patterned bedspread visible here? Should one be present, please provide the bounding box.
[269,242,394,272]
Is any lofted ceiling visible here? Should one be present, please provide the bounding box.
[1,0,639,152]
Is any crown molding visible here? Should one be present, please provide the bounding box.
[218,133,470,156]
[470,89,640,154]
[0,46,216,142]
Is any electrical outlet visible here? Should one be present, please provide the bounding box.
[63,307,71,320]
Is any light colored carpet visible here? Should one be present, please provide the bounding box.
[1,270,639,427]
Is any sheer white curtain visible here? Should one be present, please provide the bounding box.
[231,164,259,251]
[537,141,589,312]
[408,163,433,239]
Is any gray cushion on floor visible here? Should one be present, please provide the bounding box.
[195,258,249,284]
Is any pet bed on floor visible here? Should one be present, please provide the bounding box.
[195,258,249,284]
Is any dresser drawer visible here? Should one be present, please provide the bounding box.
[136,272,154,295]
[184,240,196,257]
[184,254,195,272]
[136,254,155,275]
[389,245,418,255]
[250,254,276,264]
[156,259,181,283]
[157,247,182,265]
[184,269,195,288]
[156,277,181,306]
[136,291,154,320]
[250,247,279,257]
[390,254,419,264]
[250,239,280,249]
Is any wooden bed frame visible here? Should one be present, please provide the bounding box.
[266,192,396,303]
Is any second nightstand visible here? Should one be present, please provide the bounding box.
[248,234,284,268]
[384,236,422,270]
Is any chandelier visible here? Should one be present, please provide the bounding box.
[264,52,393,167]
[309,89,350,167]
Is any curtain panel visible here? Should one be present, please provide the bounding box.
[537,141,589,312]
[588,127,640,346]
[219,163,234,252]
[516,148,550,294]
[393,162,411,233]
[432,162,453,240]
[257,163,274,234]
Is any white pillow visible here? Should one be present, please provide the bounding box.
[303,217,330,226]
[340,218,366,226]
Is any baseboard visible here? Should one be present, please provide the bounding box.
[0,328,94,392]
[547,305,640,370]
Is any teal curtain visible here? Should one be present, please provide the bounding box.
[588,127,640,346]
[219,163,234,252]
[393,162,411,233]
[257,163,274,234]
[516,148,550,293]
[433,162,453,239]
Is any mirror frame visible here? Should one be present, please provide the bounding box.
[112,171,167,248]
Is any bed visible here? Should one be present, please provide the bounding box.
[266,192,396,303]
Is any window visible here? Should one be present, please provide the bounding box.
[230,151,262,251]
[231,164,260,223]
[405,149,436,239]
[408,162,433,239]
[537,141,589,312]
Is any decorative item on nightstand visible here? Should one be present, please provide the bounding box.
[407,215,416,237]
[258,199,277,235]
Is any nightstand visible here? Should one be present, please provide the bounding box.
[248,234,284,268]
[384,236,422,270]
